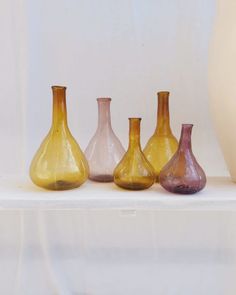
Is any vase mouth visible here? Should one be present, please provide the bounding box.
[157,91,170,95]
[128,117,142,121]
[97,97,111,102]
[52,85,67,90]
[182,123,194,128]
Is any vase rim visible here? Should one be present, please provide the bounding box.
[97,97,111,102]
[52,85,67,90]
[182,123,194,127]
[157,91,170,95]
[128,117,141,121]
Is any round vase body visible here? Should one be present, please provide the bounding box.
[209,0,236,181]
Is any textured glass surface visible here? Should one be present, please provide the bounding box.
[114,118,155,190]
[144,92,178,181]
[85,98,125,182]
[159,124,206,194]
[30,86,89,190]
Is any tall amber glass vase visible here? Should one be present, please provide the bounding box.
[144,91,178,181]
[114,118,155,190]
[30,86,89,190]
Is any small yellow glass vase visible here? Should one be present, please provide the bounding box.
[30,86,89,190]
[144,91,178,181]
[114,118,155,190]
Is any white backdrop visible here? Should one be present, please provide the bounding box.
[0,0,228,176]
[0,1,235,295]
[24,0,227,176]
[0,0,27,174]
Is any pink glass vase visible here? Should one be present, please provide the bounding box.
[85,98,125,182]
[159,124,206,194]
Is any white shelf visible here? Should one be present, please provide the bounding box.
[0,176,234,211]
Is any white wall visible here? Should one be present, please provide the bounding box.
[0,0,27,174]
[0,0,228,176]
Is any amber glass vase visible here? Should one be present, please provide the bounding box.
[85,98,125,182]
[159,124,206,194]
[30,86,89,190]
[114,118,155,190]
[144,91,178,181]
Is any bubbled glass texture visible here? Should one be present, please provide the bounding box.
[85,98,125,182]
[144,91,178,181]
[159,124,206,194]
[30,86,89,190]
[114,118,155,190]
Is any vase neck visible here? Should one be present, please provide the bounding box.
[155,92,172,135]
[51,86,68,128]
[178,124,193,152]
[128,118,142,150]
[97,98,112,130]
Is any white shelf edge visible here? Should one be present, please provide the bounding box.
[0,176,235,211]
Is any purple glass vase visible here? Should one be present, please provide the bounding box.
[159,124,206,194]
[85,98,125,182]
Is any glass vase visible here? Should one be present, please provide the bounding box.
[159,124,206,194]
[30,86,89,190]
[85,98,125,182]
[114,118,155,190]
[144,91,178,181]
